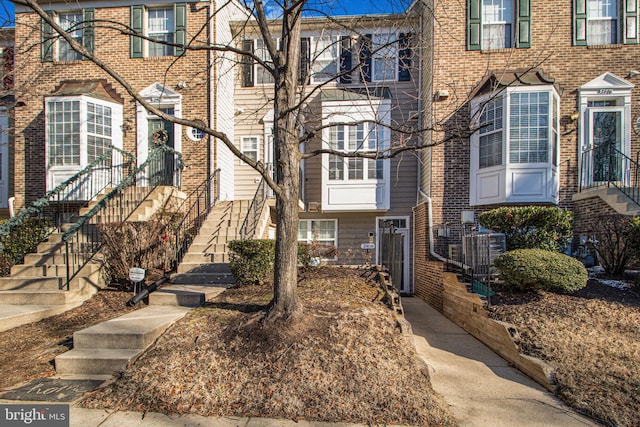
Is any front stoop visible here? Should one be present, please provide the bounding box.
[573,186,640,215]
[55,306,190,376]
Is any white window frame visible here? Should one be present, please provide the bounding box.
[586,0,619,45]
[57,11,83,61]
[146,6,175,57]
[240,136,259,164]
[45,95,123,191]
[321,99,392,211]
[310,34,340,84]
[481,0,514,49]
[297,219,338,259]
[470,85,560,205]
[372,32,398,82]
[328,122,383,182]
[254,38,275,86]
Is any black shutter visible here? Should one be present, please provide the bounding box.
[398,32,412,81]
[83,8,95,57]
[242,40,254,87]
[299,37,310,85]
[339,36,352,83]
[360,34,372,82]
[41,12,54,62]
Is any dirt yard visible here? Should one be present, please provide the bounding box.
[79,267,455,426]
[488,274,640,427]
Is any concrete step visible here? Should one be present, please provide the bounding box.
[177,262,231,274]
[186,239,228,251]
[55,305,191,376]
[0,302,84,333]
[181,252,230,264]
[55,348,142,376]
[0,276,62,291]
[149,285,227,307]
[0,289,86,305]
[10,263,100,278]
[169,272,235,286]
[24,253,73,265]
[71,306,190,350]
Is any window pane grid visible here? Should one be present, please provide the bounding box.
[58,12,83,61]
[587,0,619,44]
[311,35,338,82]
[372,33,397,81]
[479,97,503,168]
[348,158,363,179]
[148,8,174,57]
[241,137,258,162]
[255,39,275,85]
[509,92,550,164]
[298,220,337,249]
[482,0,513,49]
[87,102,112,162]
[47,100,80,166]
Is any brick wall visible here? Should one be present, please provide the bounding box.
[13,4,210,208]
[425,0,640,230]
[574,196,618,236]
[413,202,445,312]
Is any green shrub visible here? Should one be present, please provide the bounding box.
[228,239,276,285]
[0,217,53,276]
[494,249,588,293]
[478,206,572,252]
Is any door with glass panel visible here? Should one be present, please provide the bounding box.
[148,108,175,186]
[588,107,624,184]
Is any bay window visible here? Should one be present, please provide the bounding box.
[470,85,560,205]
[45,95,123,191]
[328,123,382,182]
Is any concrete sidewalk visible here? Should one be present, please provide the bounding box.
[402,297,599,427]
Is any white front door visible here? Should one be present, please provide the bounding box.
[0,111,8,208]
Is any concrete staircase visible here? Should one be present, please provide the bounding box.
[53,200,253,377]
[573,186,640,216]
[171,200,252,287]
[0,186,186,333]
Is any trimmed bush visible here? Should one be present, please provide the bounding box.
[0,217,53,276]
[478,206,572,252]
[228,239,276,285]
[494,249,588,293]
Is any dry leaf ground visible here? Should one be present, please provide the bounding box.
[488,278,640,427]
[79,267,456,426]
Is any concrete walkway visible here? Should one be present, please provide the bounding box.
[402,297,600,427]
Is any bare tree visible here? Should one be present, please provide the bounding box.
[13,0,470,323]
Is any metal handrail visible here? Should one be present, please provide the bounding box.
[60,145,184,290]
[580,145,640,208]
[0,147,136,275]
[172,169,220,269]
[239,176,270,240]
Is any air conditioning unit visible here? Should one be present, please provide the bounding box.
[462,232,506,277]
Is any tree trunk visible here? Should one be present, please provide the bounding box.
[267,0,303,322]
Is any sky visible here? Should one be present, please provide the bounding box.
[0,0,410,27]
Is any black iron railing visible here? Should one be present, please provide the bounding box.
[172,169,220,269]
[580,145,640,208]
[240,176,270,240]
[60,146,184,290]
[0,147,135,274]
